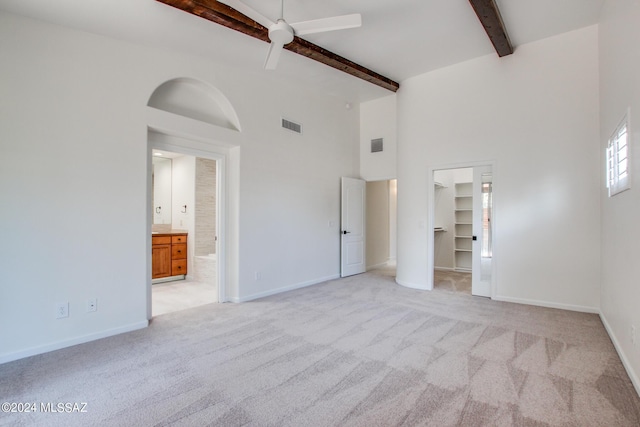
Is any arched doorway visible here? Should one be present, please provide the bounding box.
[146,77,242,318]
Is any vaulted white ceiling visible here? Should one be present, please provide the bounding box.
[0,0,604,102]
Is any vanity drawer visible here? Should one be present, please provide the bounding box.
[172,235,187,244]
[152,236,171,245]
[172,259,187,276]
[171,244,187,260]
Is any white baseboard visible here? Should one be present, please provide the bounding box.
[152,275,186,284]
[395,278,429,291]
[0,320,149,365]
[229,274,341,303]
[600,313,640,397]
[492,295,599,314]
[434,267,455,272]
[367,261,389,270]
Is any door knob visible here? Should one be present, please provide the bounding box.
[472,236,477,241]
[342,230,350,235]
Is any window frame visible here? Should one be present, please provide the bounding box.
[606,110,631,197]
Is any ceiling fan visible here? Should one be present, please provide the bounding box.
[218,0,362,70]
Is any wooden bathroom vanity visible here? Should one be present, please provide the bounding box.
[152,231,187,282]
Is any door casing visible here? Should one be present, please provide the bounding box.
[147,136,228,318]
[427,161,497,297]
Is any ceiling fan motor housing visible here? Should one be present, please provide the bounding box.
[269,19,294,45]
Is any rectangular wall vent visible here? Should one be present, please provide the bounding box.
[282,118,302,134]
[371,138,384,153]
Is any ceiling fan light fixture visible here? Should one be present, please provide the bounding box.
[219,0,361,70]
[268,19,294,45]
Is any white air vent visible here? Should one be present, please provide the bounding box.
[371,138,383,153]
[282,118,302,134]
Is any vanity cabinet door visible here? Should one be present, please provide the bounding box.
[152,244,171,278]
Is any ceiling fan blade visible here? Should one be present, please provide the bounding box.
[217,0,275,29]
[264,42,284,70]
[290,13,361,36]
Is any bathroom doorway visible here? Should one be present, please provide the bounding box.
[150,148,221,316]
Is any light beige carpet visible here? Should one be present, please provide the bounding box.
[434,270,471,295]
[1,268,639,426]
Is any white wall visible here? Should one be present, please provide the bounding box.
[171,155,196,233]
[360,95,397,180]
[236,77,359,301]
[389,179,397,261]
[171,155,196,274]
[433,170,455,269]
[0,11,359,362]
[396,26,601,311]
[152,158,172,225]
[366,180,390,269]
[599,0,640,393]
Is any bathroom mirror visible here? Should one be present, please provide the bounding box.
[152,156,172,225]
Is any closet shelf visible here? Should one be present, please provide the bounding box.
[454,181,474,271]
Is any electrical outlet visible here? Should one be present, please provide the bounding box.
[56,302,69,319]
[87,298,97,313]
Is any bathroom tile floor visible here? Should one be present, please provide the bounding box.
[152,279,217,317]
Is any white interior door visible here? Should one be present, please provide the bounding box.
[472,165,493,297]
[341,177,366,277]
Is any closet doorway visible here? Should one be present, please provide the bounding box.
[431,165,493,297]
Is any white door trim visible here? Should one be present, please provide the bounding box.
[147,134,231,318]
[471,165,492,297]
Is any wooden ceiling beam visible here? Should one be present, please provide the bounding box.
[468,0,513,57]
[156,0,400,92]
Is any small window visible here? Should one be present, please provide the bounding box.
[606,111,631,197]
